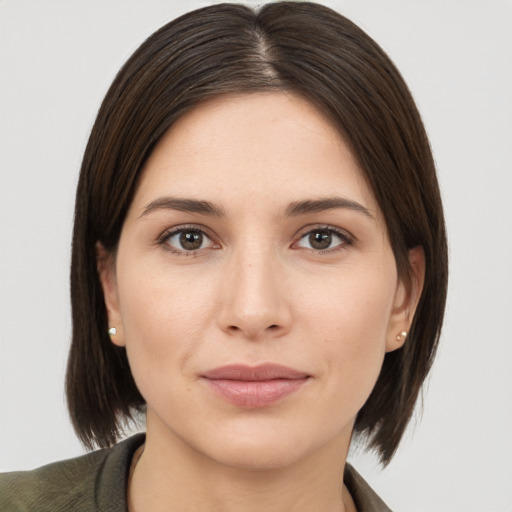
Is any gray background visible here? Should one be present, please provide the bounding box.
[1,1,511,510]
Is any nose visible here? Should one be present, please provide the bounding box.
[217,245,292,340]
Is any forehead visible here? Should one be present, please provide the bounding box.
[132,92,380,218]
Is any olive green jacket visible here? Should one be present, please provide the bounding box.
[0,434,392,511]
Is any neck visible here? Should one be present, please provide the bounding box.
[128,417,355,512]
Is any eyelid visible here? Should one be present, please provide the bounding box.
[157,224,220,253]
[291,224,355,252]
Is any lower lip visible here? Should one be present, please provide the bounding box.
[203,378,309,408]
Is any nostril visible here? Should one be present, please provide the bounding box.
[224,322,284,337]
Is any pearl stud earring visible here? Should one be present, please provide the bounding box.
[396,331,408,342]
[108,327,117,337]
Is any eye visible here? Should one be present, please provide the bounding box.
[294,227,352,252]
[160,227,217,254]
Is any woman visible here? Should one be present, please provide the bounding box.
[0,2,447,511]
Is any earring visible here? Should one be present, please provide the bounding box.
[396,331,408,342]
[108,327,117,337]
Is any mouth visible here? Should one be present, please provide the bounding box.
[201,364,310,408]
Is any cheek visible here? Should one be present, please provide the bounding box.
[115,257,218,396]
[298,260,396,339]
[296,263,396,402]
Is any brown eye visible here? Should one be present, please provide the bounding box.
[309,230,332,250]
[295,228,350,252]
[179,230,203,250]
[163,228,215,253]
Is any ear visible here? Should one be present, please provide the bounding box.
[386,246,425,352]
[96,242,125,347]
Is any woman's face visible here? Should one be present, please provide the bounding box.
[101,92,417,470]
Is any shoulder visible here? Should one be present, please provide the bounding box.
[0,433,144,512]
[344,463,393,512]
[0,449,107,512]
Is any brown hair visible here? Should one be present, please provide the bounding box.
[67,1,448,465]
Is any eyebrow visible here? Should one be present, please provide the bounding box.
[140,197,225,218]
[284,197,374,220]
[140,195,373,220]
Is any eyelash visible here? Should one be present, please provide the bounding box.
[157,224,217,256]
[293,225,354,254]
[157,224,354,256]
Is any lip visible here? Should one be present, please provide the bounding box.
[201,364,310,408]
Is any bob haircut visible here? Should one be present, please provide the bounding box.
[67,1,448,465]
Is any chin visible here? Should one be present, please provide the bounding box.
[192,418,346,472]
[206,437,309,471]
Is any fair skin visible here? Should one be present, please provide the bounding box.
[99,92,424,512]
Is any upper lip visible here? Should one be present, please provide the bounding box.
[202,364,309,381]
